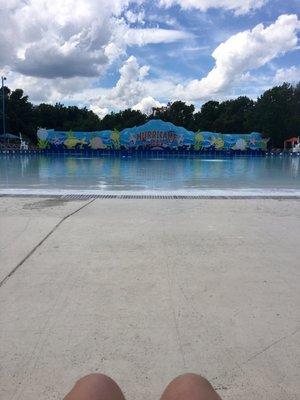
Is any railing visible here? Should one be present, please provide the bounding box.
[0,148,299,157]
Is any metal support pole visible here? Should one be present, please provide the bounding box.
[1,76,6,143]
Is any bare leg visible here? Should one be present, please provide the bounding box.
[160,373,222,400]
[63,373,126,400]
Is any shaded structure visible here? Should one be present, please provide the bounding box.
[284,136,299,150]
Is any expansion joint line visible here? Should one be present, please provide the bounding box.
[0,199,95,288]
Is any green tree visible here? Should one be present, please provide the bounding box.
[100,109,146,130]
[1,81,299,147]
[5,88,36,141]
[153,101,195,129]
[193,101,220,131]
[290,83,300,136]
[33,103,101,132]
[253,83,297,147]
[0,86,10,135]
[214,97,255,133]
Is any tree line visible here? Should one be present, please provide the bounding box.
[1,82,299,148]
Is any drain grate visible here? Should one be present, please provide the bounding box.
[60,194,208,200]
[59,194,300,200]
[60,194,174,200]
[1,192,300,200]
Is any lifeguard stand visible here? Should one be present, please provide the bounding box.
[19,133,28,150]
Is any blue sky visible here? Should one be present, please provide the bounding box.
[121,1,299,94]
[0,0,299,116]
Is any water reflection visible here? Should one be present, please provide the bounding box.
[291,157,300,178]
[0,154,299,190]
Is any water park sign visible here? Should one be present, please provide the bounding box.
[136,130,177,148]
[37,119,269,151]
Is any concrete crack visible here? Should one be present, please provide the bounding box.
[0,199,95,288]
[245,327,300,364]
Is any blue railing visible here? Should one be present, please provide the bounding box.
[0,148,299,157]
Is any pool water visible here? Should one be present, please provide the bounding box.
[0,155,299,194]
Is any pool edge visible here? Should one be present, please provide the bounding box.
[1,189,300,199]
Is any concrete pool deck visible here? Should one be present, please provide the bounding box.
[0,197,299,400]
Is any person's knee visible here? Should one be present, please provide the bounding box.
[161,373,221,400]
[65,373,125,400]
[171,373,212,388]
[75,373,113,388]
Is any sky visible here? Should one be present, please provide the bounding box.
[0,0,299,117]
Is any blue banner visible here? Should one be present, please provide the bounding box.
[37,119,269,151]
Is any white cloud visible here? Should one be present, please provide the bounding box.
[90,106,110,119]
[132,96,163,114]
[274,66,300,84]
[176,14,300,101]
[158,0,268,15]
[83,56,151,114]
[2,4,299,118]
[1,0,127,77]
[124,28,193,46]
[0,0,191,79]
[0,69,93,103]
[125,10,145,24]
[222,67,300,100]
[1,55,166,117]
[147,13,179,28]
[167,44,210,58]
[143,78,178,100]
